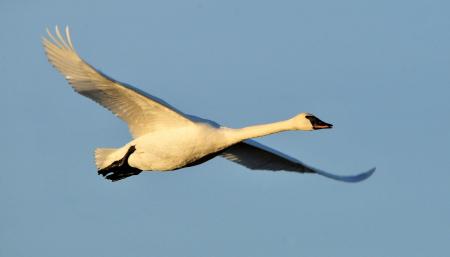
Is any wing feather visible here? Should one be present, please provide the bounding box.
[222,140,375,182]
[43,26,192,138]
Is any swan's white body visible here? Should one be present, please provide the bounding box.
[43,26,375,182]
[100,119,301,171]
[109,124,228,171]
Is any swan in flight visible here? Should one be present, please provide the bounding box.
[43,26,375,182]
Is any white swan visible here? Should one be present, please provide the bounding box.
[43,26,375,182]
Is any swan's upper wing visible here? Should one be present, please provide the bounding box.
[221,140,375,182]
[43,26,192,138]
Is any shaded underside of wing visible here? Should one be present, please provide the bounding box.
[43,26,192,138]
[222,140,312,172]
[221,140,375,182]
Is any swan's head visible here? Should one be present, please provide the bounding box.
[292,113,333,130]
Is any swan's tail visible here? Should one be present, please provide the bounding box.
[314,167,376,183]
[94,148,117,170]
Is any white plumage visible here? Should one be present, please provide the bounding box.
[43,26,375,182]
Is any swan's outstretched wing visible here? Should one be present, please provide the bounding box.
[221,140,375,182]
[43,26,192,138]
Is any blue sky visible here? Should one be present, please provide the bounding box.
[1,1,449,256]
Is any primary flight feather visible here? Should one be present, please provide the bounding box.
[43,26,375,182]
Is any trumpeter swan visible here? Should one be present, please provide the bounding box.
[43,26,375,182]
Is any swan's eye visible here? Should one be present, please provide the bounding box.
[305,115,315,121]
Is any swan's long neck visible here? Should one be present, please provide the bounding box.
[223,119,296,144]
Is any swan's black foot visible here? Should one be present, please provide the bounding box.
[98,145,142,182]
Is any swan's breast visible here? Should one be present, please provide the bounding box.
[127,123,228,171]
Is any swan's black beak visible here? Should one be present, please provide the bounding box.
[306,116,333,130]
[314,121,333,129]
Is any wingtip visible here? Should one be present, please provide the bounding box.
[355,167,376,182]
[43,25,75,50]
[315,166,376,183]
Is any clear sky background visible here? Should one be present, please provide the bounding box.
[1,1,449,256]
